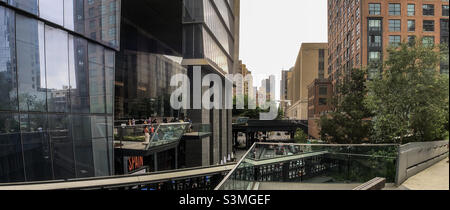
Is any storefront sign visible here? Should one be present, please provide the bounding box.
[128,156,144,172]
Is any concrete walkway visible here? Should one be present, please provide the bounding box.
[401,157,449,190]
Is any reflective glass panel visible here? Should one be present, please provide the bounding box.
[88,43,106,114]
[48,114,76,179]
[8,0,38,15]
[45,25,70,113]
[69,36,90,114]
[0,7,18,111]
[16,15,47,112]
[20,113,53,181]
[39,0,64,26]
[0,113,25,183]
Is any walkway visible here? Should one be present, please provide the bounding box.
[401,157,449,190]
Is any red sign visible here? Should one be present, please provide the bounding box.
[128,156,144,172]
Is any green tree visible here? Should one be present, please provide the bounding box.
[366,41,449,143]
[294,129,308,144]
[318,68,373,144]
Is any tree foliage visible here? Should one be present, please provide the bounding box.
[319,68,373,144]
[366,41,449,143]
[294,129,308,144]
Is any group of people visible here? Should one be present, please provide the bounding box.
[137,117,193,144]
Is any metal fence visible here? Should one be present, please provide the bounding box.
[396,140,449,185]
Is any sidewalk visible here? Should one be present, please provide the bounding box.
[401,157,449,190]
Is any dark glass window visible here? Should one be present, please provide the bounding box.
[369,3,381,15]
[71,115,94,178]
[8,0,38,15]
[105,50,115,115]
[319,87,328,96]
[88,43,106,114]
[48,114,76,179]
[91,116,109,176]
[20,113,53,181]
[369,35,382,47]
[16,15,47,112]
[423,4,435,16]
[408,35,416,46]
[423,20,435,32]
[389,3,401,16]
[45,25,71,113]
[0,7,18,111]
[443,5,449,17]
[69,36,90,114]
[0,113,25,183]
[389,19,401,32]
[318,98,327,106]
[407,20,415,32]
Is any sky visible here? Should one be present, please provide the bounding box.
[239,0,328,101]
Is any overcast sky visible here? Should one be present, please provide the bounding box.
[239,0,328,101]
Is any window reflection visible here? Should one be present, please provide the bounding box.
[20,113,53,182]
[48,114,76,179]
[115,51,187,120]
[16,15,47,112]
[0,7,17,111]
[39,0,64,26]
[88,43,106,114]
[8,0,38,15]
[45,25,70,113]
[0,113,24,183]
[69,35,90,113]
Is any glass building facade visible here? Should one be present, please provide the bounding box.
[114,0,186,122]
[0,0,120,183]
[183,0,236,73]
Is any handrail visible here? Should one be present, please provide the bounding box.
[0,163,236,190]
[214,143,258,190]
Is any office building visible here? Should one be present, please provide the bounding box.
[234,60,253,98]
[0,0,120,183]
[182,0,240,166]
[327,0,449,89]
[115,0,240,172]
[0,0,240,183]
[280,69,290,112]
[286,43,329,120]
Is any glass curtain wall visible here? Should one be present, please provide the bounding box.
[0,1,118,183]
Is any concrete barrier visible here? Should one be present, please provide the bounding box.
[396,140,449,185]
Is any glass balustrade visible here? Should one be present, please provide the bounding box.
[217,143,399,190]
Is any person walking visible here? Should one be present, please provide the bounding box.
[144,126,150,145]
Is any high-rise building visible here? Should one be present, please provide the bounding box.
[286,43,329,120]
[327,0,449,89]
[0,0,120,183]
[280,69,290,112]
[0,0,240,183]
[234,60,253,98]
[182,0,240,166]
